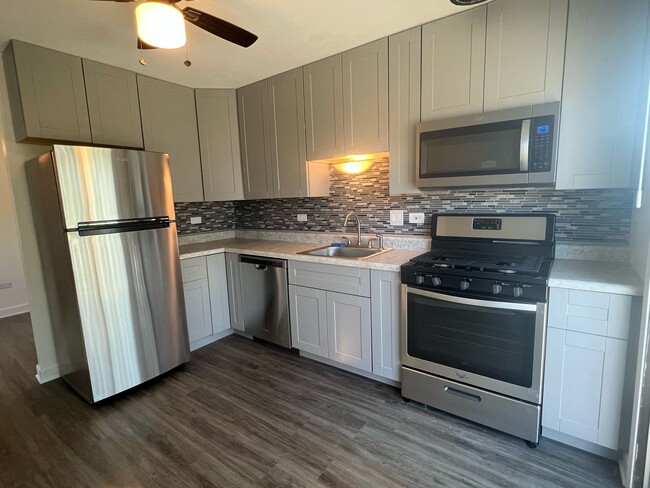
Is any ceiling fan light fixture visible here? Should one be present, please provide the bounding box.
[450,0,489,5]
[136,1,187,49]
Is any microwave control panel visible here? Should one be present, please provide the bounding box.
[529,115,555,173]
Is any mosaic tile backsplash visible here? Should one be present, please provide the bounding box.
[175,201,235,234]
[177,159,635,244]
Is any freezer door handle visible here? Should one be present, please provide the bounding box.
[77,217,172,236]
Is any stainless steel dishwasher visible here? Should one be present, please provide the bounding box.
[238,255,291,348]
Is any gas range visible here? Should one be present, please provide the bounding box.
[401,214,555,303]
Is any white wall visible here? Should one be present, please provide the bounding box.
[0,55,58,381]
[0,138,28,318]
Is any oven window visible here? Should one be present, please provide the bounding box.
[420,120,524,178]
[407,292,536,388]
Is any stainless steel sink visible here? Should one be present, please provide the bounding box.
[299,245,392,260]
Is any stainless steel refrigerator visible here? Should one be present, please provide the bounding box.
[27,145,190,403]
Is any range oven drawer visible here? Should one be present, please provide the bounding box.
[402,367,541,443]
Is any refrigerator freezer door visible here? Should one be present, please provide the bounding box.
[52,145,176,230]
[66,223,189,402]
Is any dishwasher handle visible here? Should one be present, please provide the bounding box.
[238,255,287,269]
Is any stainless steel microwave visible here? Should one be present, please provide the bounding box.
[416,102,560,189]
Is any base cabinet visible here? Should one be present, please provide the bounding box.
[370,270,401,381]
[289,284,372,373]
[543,288,632,450]
[182,255,233,350]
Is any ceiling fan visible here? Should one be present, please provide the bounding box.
[94,0,258,51]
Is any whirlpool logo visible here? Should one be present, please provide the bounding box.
[455,372,468,380]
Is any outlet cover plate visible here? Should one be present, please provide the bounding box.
[297,214,308,222]
[409,213,425,224]
[190,216,202,225]
[390,210,404,226]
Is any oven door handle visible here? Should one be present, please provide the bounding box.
[407,287,538,312]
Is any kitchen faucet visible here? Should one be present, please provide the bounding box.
[343,211,361,246]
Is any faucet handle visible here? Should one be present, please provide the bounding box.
[341,236,351,246]
[375,233,384,249]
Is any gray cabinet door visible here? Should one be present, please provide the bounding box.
[420,7,486,121]
[370,270,401,381]
[4,40,91,143]
[137,75,204,202]
[303,55,345,160]
[556,0,648,189]
[289,285,328,357]
[225,253,245,331]
[207,253,231,335]
[341,38,389,154]
[183,278,213,344]
[237,80,273,199]
[326,291,372,372]
[83,59,143,148]
[389,27,421,195]
[483,0,567,111]
[268,68,308,198]
[196,89,244,201]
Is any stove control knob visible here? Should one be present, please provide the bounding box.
[491,283,503,295]
[460,280,470,291]
[432,276,442,286]
[513,286,524,298]
[415,275,425,285]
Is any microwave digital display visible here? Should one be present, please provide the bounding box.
[536,125,550,134]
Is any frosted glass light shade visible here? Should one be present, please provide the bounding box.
[136,2,186,49]
[333,160,375,175]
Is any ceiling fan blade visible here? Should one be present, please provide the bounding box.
[137,38,158,50]
[182,7,258,48]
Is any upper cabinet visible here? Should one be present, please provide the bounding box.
[556,0,649,190]
[196,89,244,201]
[389,27,422,195]
[341,38,389,155]
[237,79,273,199]
[82,59,143,148]
[483,0,568,111]
[137,75,204,202]
[420,0,567,122]
[303,39,388,161]
[3,40,91,143]
[303,55,345,160]
[237,72,329,200]
[421,8,486,121]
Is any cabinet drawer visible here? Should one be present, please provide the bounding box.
[181,256,208,283]
[288,261,370,297]
[548,288,631,339]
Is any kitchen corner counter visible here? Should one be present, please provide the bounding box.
[549,259,644,296]
[178,238,423,272]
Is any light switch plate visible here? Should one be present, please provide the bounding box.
[390,210,404,226]
[409,213,425,224]
[297,214,308,222]
[190,216,202,225]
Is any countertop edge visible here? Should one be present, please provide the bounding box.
[549,259,644,296]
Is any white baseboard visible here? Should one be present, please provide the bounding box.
[542,428,620,460]
[0,303,29,319]
[300,351,400,387]
[35,363,60,384]
[190,328,234,351]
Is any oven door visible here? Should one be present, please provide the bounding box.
[401,285,547,404]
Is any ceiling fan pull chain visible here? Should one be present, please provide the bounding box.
[184,43,191,67]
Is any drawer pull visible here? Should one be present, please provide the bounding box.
[444,386,482,403]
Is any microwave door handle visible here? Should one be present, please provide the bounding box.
[520,118,531,172]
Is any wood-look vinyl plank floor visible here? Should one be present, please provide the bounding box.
[0,313,622,487]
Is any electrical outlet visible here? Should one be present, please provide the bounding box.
[0,282,12,290]
[297,214,308,222]
[409,213,425,224]
[390,210,404,226]
[190,216,202,225]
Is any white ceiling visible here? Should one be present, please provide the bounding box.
[0,0,477,89]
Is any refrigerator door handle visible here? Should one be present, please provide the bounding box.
[78,217,172,236]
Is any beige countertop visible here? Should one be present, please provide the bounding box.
[549,259,644,296]
[179,238,423,272]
